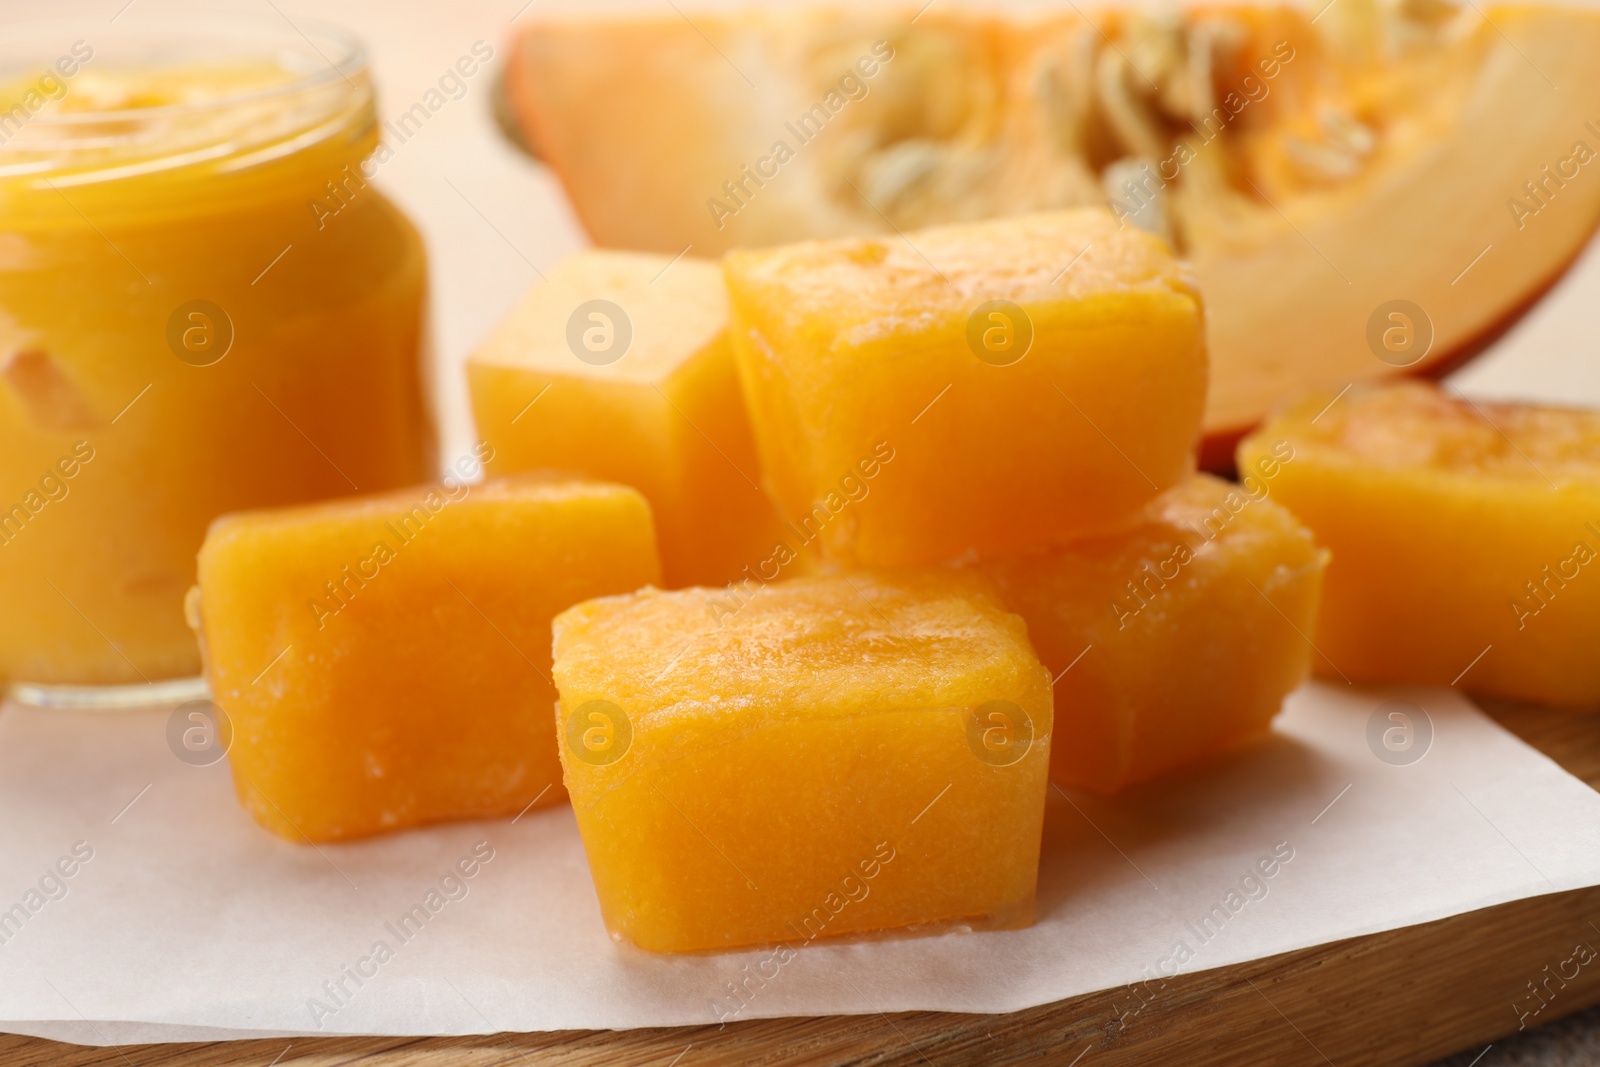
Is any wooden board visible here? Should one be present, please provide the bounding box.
[2,700,1597,1067]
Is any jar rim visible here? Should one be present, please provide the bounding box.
[0,14,369,128]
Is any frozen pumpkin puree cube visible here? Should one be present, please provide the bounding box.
[979,474,1326,795]
[191,472,661,842]
[550,571,1052,952]
[722,208,1207,566]
[1239,381,1600,707]
[468,249,787,589]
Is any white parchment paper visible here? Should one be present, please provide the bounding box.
[0,681,1596,1046]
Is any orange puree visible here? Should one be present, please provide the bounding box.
[0,36,434,687]
[191,472,660,842]
[980,474,1326,794]
[1241,382,1600,707]
[468,250,785,588]
[722,208,1207,566]
[551,571,1051,952]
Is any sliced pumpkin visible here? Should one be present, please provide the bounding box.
[504,1,1600,452]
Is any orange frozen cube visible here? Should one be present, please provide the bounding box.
[980,474,1326,793]
[468,250,786,588]
[551,572,1052,952]
[1240,381,1600,706]
[723,208,1207,565]
[191,471,660,842]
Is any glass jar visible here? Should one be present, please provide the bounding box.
[0,20,437,698]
